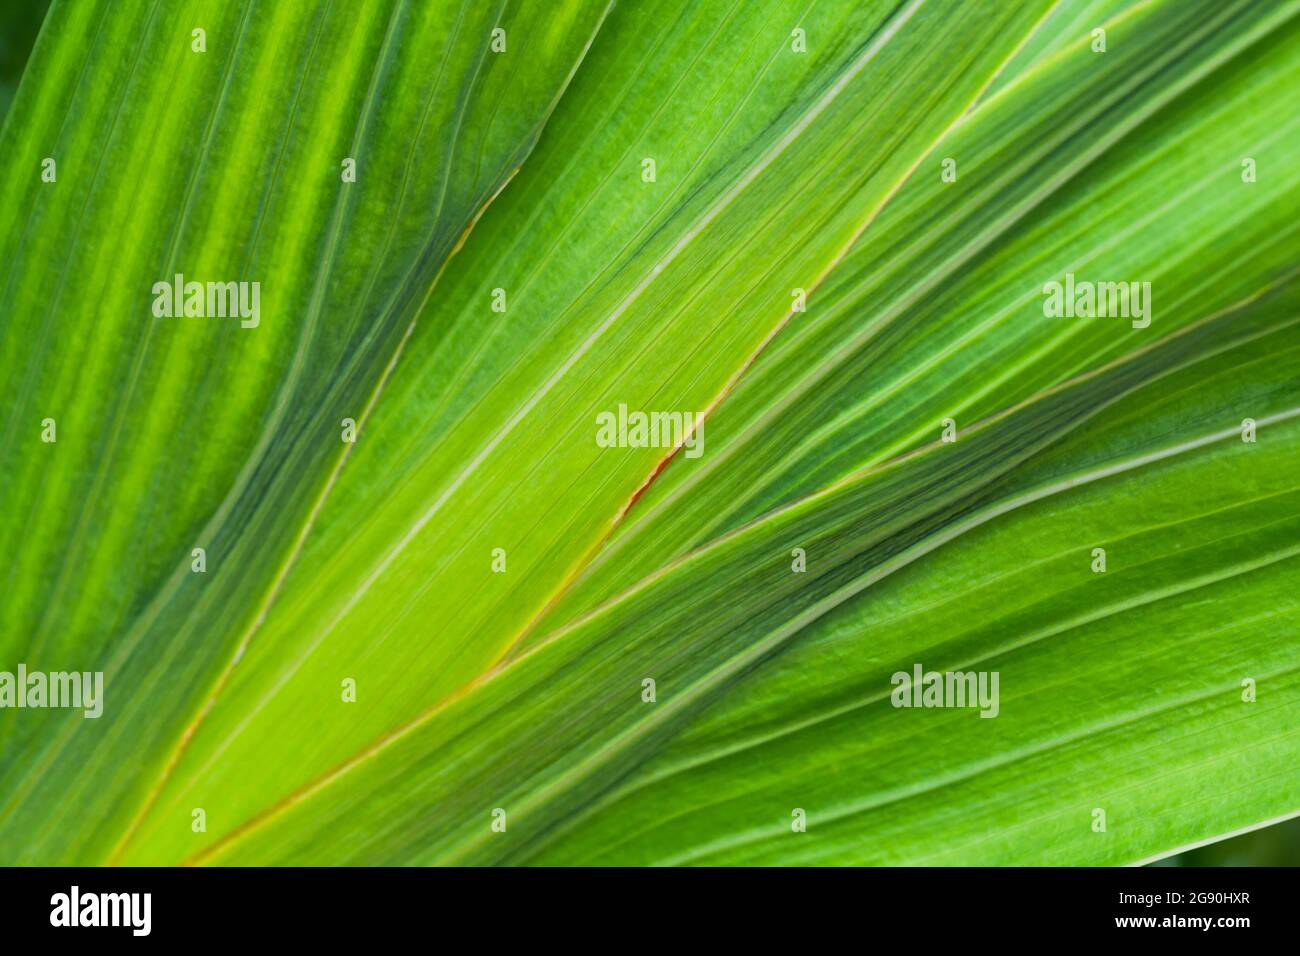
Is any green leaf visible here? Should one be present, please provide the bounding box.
[0,0,611,863]
[189,295,1300,865]
[117,0,1065,865]
[1,0,1296,867]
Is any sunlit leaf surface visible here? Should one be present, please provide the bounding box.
[1,0,1296,866]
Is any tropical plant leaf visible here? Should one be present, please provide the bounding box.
[0,0,1296,867]
[184,293,1300,865]
[0,0,611,863]
[115,0,1066,865]
[549,0,1300,627]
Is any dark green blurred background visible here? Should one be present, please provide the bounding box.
[0,0,50,123]
[1155,816,1300,867]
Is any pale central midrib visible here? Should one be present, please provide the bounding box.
[180,0,938,865]
[564,0,1266,610]
[194,0,1268,863]
[286,0,934,673]
[108,0,615,865]
[451,409,1300,866]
